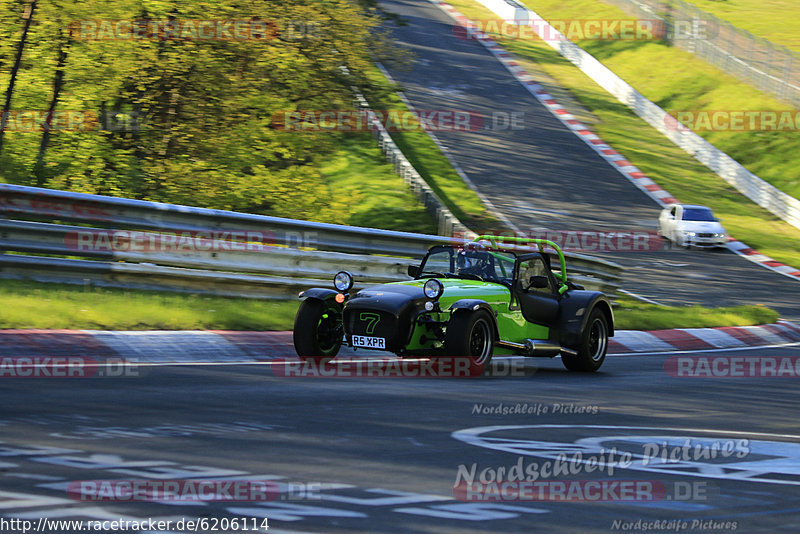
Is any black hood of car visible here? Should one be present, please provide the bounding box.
[346,283,426,314]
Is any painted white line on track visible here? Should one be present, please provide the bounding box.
[607,341,800,357]
[65,342,799,367]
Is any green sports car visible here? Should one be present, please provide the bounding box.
[293,236,614,372]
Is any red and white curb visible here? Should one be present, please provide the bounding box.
[610,320,800,354]
[1,323,798,363]
[432,0,800,282]
[726,238,800,279]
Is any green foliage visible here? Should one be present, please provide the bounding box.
[320,135,437,233]
[0,0,418,224]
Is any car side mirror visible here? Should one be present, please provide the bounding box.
[407,265,420,278]
[529,275,549,289]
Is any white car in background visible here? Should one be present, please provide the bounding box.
[658,204,728,248]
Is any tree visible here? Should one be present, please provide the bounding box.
[0,0,36,155]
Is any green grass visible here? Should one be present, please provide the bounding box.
[449,0,800,268]
[363,65,500,232]
[0,280,299,331]
[682,0,800,52]
[320,136,438,234]
[614,295,779,330]
[0,279,779,331]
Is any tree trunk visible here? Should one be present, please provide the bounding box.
[34,28,71,186]
[0,0,37,155]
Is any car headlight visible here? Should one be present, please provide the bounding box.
[714,233,726,238]
[333,271,354,292]
[423,278,444,300]
[685,232,696,237]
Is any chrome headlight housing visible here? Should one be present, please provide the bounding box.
[333,271,354,292]
[423,278,444,300]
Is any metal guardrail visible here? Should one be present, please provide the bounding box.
[0,184,623,299]
[0,183,450,257]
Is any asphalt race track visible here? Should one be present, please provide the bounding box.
[3,347,800,533]
[377,0,800,321]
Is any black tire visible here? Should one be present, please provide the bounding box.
[444,310,494,368]
[293,299,342,363]
[561,308,608,372]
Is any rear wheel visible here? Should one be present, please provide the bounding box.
[293,299,342,363]
[444,310,494,368]
[561,309,608,372]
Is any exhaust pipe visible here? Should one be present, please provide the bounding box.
[524,339,561,357]
[496,339,578,357]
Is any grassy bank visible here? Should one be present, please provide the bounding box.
[320,135,437,234]
[613,296,779,330]
[0,280,779,332]
[447,0,800,268]
[0,280,299,331]
[682,0,800,52]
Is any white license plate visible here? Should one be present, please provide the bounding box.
[352,336,386,349]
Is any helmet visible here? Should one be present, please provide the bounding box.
[456,245,492,278]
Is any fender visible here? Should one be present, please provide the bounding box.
[555,291,615,349]
[449,299,499,340]
[298,288,340,302]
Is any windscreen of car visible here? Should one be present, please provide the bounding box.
[456,249,515,282]
[419,247,454,275]
[419,247,514,282]
[682,208,715,221]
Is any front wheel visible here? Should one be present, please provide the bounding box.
[293,299,342,363]
[561,309,608,372]
[444,310,495,369]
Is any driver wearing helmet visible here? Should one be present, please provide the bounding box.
[456,246,494,280]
